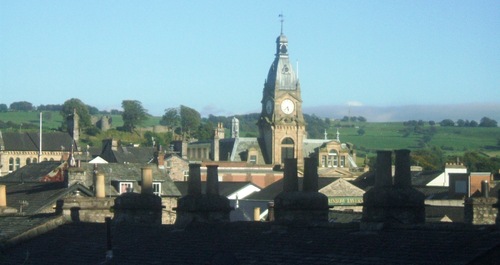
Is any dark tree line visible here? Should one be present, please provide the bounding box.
[439,117,497,127]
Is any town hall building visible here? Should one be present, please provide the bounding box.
[185,25,359,179]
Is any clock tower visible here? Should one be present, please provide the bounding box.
[258,25,306,167]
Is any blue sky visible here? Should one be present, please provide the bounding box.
[1,1,499,121]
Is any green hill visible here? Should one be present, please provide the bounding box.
[1,111,499,162]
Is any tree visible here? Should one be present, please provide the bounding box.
[0,104,7,112]
[10,101,33,111]
[160,108,181,127]
[357,128,365,136]
[429,120,435,126]
[479,117,497,127]
[86,105,100,115]
[180,105,201,138]
[358,116,367,122]
[61,98,92,130]
[439,119,455,127]
[456,119,465,127]
[121,100,148,132]
[469,120,478,127]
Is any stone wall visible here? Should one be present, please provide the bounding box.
[63,197,114,223]
[62,196,178,224]
[464,197,498,225]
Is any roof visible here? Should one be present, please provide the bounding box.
[99,145,155,164]
[1,182,93,215]
[247,177,340,200]
[92,163,181,197]
[0,161,65,182]
[0,131,75,151]
[1,221,499,264]
[174,181,257,197]
[412,170,444,186]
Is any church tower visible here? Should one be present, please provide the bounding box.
[258,19,306,167]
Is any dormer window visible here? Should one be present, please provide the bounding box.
[120,182,133,194]
[153,182,161,196]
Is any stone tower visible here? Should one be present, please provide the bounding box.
[67,108,80,142]
[258,22,306,167]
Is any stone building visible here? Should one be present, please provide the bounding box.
[0,131,78,177]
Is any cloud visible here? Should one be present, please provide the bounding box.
[346,101,364,107]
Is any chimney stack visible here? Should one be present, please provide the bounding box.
[0,185,6,207]
[206,165,220,195]
[303,157,318,192]
[283,158,298,192]
[375,150,392,187]
[394,149,412,187]
[187,164,202,195]
[141,167,153,195]
[96,173,105,198]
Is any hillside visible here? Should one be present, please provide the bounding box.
[1,111,499,163]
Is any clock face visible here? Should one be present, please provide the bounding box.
[281,99,294,115]
[265,100,273,114]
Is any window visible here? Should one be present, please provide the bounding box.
[120,182,134,194]
[33,158,38,163]
[183,170,189,181]
[340,156,345,167]
[281,137,295,164]
[249,155,257,164]
[15,158,21,170]
[153,182,161,196]
[26,158,31,165]
[166,160,172,168]
[321,155,327,167]
[9,158,14,171]
[328,150,338,167]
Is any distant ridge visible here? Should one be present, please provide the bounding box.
[305,103,500,122]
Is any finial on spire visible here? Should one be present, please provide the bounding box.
[279,13,284,34]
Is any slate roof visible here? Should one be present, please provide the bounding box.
[174,181,256,197]
[414,186,450,199]
[0,161,64,182]
[1,221,499,264]
[1,182,93,215]
[91,163,181,197]
[0,131,75,151]
[412,170,443,186]
[246,177,340,200]
[99,145,155,164]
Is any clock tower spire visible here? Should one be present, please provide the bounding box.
[258,20,306,167]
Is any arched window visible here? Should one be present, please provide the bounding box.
[26,158,31,165]
[15,158,21,170]
[328,150,338,167]
[49,158,54,161]
[281,137,295,164]
[33,158,38,163]
[9,157,14,171]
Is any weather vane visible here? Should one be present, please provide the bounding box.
[279,13,284,34]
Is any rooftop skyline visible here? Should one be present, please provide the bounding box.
[1,1,499,121]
